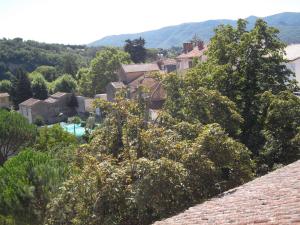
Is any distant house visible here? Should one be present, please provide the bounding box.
[118,63,160,84]
[157,58,177,73]
[106,82,126,102]
[76,96,97,115]
[128,76,166,109]
[19,92,75,124]
[106,62,167,109]
[285,44,300,83]
[176,41,207,72]
[0,93,11,109]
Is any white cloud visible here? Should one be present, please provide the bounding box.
[0,0,300,44]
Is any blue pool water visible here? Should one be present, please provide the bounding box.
[60,122,86,137]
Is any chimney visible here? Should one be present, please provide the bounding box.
[183,42,193,53]
[197,41,204,51]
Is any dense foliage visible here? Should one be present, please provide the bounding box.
[0,125,77,225]
[44,97,254,225]
[124,37,147,63]
[0,110,36,166]
[78,47,131,96]
[0,17,299,225]
[0,38,100,78]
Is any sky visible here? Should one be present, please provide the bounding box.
[0,0,300,45]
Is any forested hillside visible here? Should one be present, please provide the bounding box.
[90,12,300,48]
[0,38,102,80]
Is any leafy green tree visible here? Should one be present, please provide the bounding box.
[62,54,79,77]
[90,48,131,93]
[35,65,57,82]
[0,110,36,165]
[0,149,70,225]
[52,74,77,93]
[124,37,147,63]
[192,19,296,153]
[259,91,300,168]
[45,96,253,225]
[184,123,254,199]
[31,75,49,100]
[34,124,78,153]
[163,73,243,137]
[0,80,12,94]
[77,68,94,97]
[10,69,32,108]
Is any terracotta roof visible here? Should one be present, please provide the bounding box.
[154,160,300,225]
[19,98,41,107]
[285,44,300,61]
[0,92,9,97]
[122,63,160,73]
[176,46,208,60]
[162,58,177,66]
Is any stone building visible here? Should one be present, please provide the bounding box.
[0,92,11,109]
[106,62,166,110]
[118,63,160,84]
[285,44,300,83]
[19,92,75,124]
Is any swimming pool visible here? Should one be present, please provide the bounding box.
[60,122,86,137]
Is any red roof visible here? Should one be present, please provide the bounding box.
[176,46,208,59]
[154,160,300,225]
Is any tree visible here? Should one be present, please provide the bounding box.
[31,75,49,100]
[52,74,77,93]
[183,123,254,200]
[0,110,36,165]
[10,68,32,108]
[34,66,57,82]
[124,37,147,63]
[77,68,94,97]
[0,80,12,94]
[0,149,70,225]
[45,96,253,225]
[62,54,79,77]
[34,124,78,153]
[90,48,131,93]
[259,91,300,168]
[195,19,296,153]
[163,73,243,137]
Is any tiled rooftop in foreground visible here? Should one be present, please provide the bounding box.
[153,160,300,225]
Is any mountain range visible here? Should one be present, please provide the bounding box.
[89,12,300,49]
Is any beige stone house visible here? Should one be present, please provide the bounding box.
[106,62,166,109]
[19,92,75,124]
[128,76,166,109]
[176,41,207,72]
[0,93,11,109]
[118,63,160,84]
[285,44,300,83]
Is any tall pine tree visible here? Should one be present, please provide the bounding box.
[11,68,32,108]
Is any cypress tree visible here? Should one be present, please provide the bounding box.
[11,68,32,108]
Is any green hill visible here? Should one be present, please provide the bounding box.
[89,12,300,48]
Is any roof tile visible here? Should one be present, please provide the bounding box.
[153,160,300,225]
